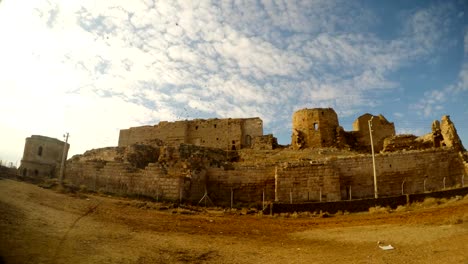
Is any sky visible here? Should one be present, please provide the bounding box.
[0,0,467,166]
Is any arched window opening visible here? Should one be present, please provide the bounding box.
[313,123,319,130]
[38,146,43,156]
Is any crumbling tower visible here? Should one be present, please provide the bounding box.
[291,108,339,149]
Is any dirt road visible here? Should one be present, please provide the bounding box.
[0,178,467,264]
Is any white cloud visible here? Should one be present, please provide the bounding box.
[0,0,465,163]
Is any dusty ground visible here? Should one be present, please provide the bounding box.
[0,178,467,264]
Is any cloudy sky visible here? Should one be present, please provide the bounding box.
[0,0,467,165]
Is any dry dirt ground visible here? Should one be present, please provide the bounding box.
[0,178,467,264]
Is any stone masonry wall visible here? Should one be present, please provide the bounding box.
[206,165,276,205]
[118,118,262,150]
[335,149,466,199]
[65,148,466,205]
[276,162,341,202]
[20,135,69,178]
[66,161,184,201]
[291,108,339,149]
[352,114,395,152]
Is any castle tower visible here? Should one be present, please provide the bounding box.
[19,135,69,178]
[291,108,339,149]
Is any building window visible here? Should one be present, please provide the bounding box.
[34,170,39,176]
[214,124,217,128]
[22,168,27,177]
[313,123,318,130]
[38,146,43,156]
[195,126,199,130]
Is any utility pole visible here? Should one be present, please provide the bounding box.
[368,117,378,198]
[59,132,69,185]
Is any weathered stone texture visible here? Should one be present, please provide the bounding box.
[19,135,69,178]
[292,108,339,149]
[440,115,465,151]
[336,149,465,199]
[252,134,278,150]
[382,135,432,152]
[118,118,263,150]
[276,162,341,202]
[353,114,395,152]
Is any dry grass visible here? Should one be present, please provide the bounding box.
[368,206,391,214]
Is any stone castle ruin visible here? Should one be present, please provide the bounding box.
[291,108,396,152]
[64,108,467,205]
[118,118,267,151]
[19,135,69,178]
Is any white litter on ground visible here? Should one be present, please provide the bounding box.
[378,241,395,250]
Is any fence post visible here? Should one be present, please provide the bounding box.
[349,186,352,200]
[319,187,322,202]
[230,188,233,210]
[423,178,427,192]
[262,189,265,210]
[443,177,446,190]
[289,188,292,204]
[401,180,405,195]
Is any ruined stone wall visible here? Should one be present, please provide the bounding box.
[65,147,466,204]
[291,108,339,149]
[440,115,465,151]
[252,134,278,150]
[66,161,185,200]
[276,162,341,202]
[19,135,69,178]
[118,122,188,147]
[118,118,262,150]
[352,114,395,152]
[335,149,465,199]
[206,165,276,205]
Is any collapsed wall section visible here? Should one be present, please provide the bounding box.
[352,114,395,152]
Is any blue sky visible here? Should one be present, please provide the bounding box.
[0,0,467,165]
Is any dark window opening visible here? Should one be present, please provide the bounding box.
[214,124,217,128]
[195,126,199,130]
[34,170,39,176]
[389,164,392,168]
[321,111,324,115]
[38,146,43,156]
[22,168,27,177]
[245,135,252,147]
[232,140,235,144]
